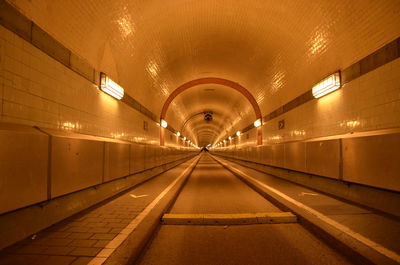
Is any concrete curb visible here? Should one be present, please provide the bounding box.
[162,212,297,225]
[212,155,399,265]
[102,155,200,265]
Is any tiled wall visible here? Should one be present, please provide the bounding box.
[214,56,400,192]
[6,0,400,135]
[0,23,197,215]
[0,25,184,147]
[0,21,200,213]
[0,123,197,215]
[262,58,400,144]
[213,130,400,192]
[219,57,400,146]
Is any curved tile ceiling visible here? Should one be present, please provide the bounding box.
[9,0,400,146]
[170,84,254,146]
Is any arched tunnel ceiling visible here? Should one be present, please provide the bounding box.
[10,0,400,146]
[168,85,254,145]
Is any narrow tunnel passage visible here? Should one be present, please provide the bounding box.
[137,154,352,265]
[170,155,279,214]
[0,0,400,264]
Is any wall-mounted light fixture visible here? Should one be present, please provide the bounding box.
[160,119,168,128]
[228,136,232,140]
[100,73,124,100]
[254,119,262,127]
[176,131,181,137]
[236,131,241,136]
[223,140,226,143]
[312,72,341,98]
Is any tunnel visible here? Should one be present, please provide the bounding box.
[0,0,400,264]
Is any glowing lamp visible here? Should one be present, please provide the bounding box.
[254,119,262,127]
[312,72,341,98]
[183,137,186,140]
[100,73,124,100]
[160,119,168,128]
[176,132,181,137]
[228,136,232,140]
[236,131,241,136]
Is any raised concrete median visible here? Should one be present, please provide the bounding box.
[162,212,297,225]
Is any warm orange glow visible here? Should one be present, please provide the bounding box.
[160,119,168,128]
[100,73,124,100]
[254,119,262,127]
[312,72,341,98]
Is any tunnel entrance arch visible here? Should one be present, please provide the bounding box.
[160,77,263,146]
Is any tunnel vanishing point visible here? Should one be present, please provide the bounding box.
[0,1,400,265]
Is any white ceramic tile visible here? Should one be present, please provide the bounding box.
[6,1,400,147]
[2,1,400,150]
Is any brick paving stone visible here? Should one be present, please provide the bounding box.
[41,232,71,239]
[98,214,116,219]
[87,227,112,233]
[105,222,121,227]
[84,217,102,223]
[117,214,136,218]
[106,222,126,228]
[69,247,102,257]
[70,256,93,265]
[42,246,76,255]
[68,221,88,227]
[103,218,122,223]
[86,222,107,228]
[110,228,122,234]
[42,255,77,265]
[67,227,90,233]
[68,240,97,248]
[93,240,109,248]
[30,238,73,247]
[0,159,190,264]
[90,233,117,240]
[67,233,94,240]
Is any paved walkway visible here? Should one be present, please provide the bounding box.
[0,160,194,265]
